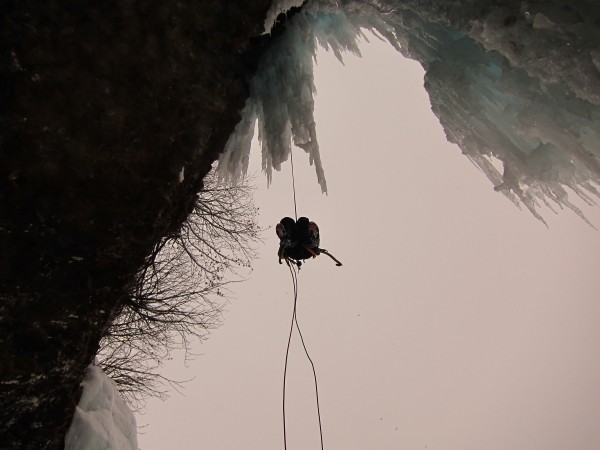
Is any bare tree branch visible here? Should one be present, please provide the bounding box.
[97,169,262,410]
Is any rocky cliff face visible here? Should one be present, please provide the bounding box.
[0,1,272,448]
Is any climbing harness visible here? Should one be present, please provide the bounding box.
[283,258,324,450]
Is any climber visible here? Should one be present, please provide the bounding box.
[276,216,342,267]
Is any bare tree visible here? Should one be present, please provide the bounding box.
[98,169,261,410]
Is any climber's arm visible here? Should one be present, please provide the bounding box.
[278,244,286,264]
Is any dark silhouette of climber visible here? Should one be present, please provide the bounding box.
[276,217,342,267]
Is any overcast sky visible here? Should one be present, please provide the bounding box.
[137,38,600,450]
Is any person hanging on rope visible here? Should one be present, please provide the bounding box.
[276,216,342,267]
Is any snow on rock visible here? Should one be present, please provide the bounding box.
[264,0,306,34]
[220,0,600,220]
[65,364,138,450]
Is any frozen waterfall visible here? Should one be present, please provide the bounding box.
[218,0,600,222]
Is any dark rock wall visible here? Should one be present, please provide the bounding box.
[0,1,271,448]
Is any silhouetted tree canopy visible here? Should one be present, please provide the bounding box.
[98,169,261,409]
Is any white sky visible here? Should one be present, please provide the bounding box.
[137,38,600,450]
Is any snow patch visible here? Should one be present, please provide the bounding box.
[65,365,137,450]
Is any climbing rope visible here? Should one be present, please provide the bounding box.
[287,147,343,268]
[290,148,299,222]
[283,259,324,450]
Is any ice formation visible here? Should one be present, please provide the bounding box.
[219,0,600,221]
[65,365,138,450]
